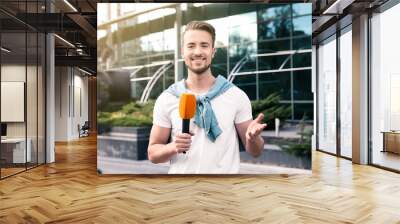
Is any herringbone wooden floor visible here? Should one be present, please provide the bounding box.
[1,135,400,223]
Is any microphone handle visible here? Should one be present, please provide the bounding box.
[182,119,190,134]
[182,119,190,154]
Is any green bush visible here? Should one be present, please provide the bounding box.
[97,101,154,128]
[98,112,112,134]
[120,101,155,117]
[109,115,152,127]
[98,112,112,125]
[120,101,141,114]
[283,142,311,158]
[99,92,291,130]
[140,100,155,117]
[100,102,126,113]
[282,117,312,158]
[251,92,291,130]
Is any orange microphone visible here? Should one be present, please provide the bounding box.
[179,93,196,153]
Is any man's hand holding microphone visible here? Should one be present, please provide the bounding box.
[172,132,193,154]
[171,93,196,154]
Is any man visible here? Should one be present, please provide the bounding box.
[148,21,266,174]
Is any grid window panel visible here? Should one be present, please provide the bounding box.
[258,72,291,101]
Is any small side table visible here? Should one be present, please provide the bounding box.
[381,131,400,154]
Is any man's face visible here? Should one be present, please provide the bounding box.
[182,29,216,75]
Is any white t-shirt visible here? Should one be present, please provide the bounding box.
[152,86,252,174]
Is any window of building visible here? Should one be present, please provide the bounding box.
[258,4,291,22]
[339,26,352,158]
[371,3,400,171]
[317,35,337,154]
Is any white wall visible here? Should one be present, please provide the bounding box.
[1,64,36,137]
[1,65,30,138]
[73,73,89,136]
[1,65,26,139]
[1,63,46,164]
[55,67,89,141]
[55,66,69,141]
[1,82,25,122]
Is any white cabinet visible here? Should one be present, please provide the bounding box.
[1,138,31,163]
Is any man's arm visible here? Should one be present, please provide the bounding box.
[235,113,267,158]
[147,125,176,163]
[148,124,193,163]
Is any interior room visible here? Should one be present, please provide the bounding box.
[0,0,96,179]
[314,0,400,174]
[0,14,46,178]
[0,1,399,223]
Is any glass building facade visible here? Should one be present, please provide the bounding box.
[98,3,312,121]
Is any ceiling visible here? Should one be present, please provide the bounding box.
[2,0,394,73]
[312,0,390,43]
[0,0,97,74]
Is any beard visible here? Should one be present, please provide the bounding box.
[187,62,211,75]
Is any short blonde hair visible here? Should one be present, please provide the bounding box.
[183,21,216,47]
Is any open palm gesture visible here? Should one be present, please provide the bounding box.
[246,113,267,142]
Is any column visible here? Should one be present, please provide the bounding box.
[352,14,369,164]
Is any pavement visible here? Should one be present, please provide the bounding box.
[97,156,311,175]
